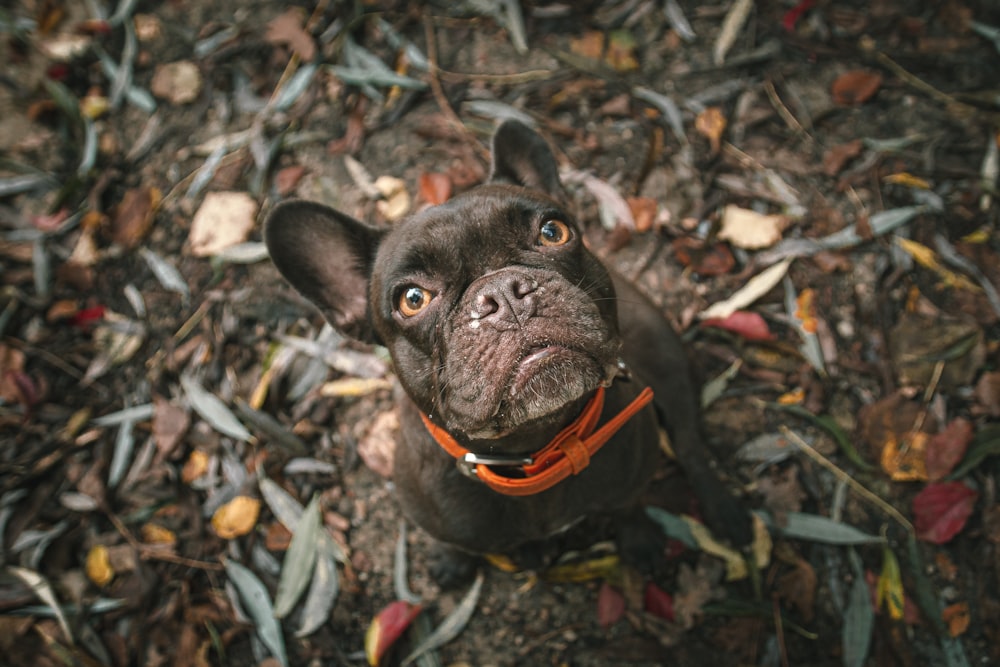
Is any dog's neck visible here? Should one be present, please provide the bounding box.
[418,384,655,497]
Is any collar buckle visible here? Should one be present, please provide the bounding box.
[457,452,533,479]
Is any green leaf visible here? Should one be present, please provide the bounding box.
[274,494,321,618]
[842,550,874,667]
[758,511,884,545]
[224,560,287,667]
[295,538,339,637]
[402,571,484,666]
[645,507,698,548]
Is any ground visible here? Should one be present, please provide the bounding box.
[1,1,1000,666]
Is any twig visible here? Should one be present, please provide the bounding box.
[772,596,790,667]
[780,426,914,533]
[105,508,224,571]
[898,360,944,463]
[876,52,995,122]
[436,67,556,85]
[421,15,490,162]
[763,79,812,144]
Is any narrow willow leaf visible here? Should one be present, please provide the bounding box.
[842,551,874,667]
[259,477,304,530]
[9,566,73,644]
[699,258,793,320]
[645,507,697,548]
[394,521,422,604]
[402,571,484,666]
[224,560,288,667]
[295,539,339,637]
[767,403,874,471]
[758,511,885,545]
[92,403,155,426]
[701,359,742,408]
[181,375,251,441]
[274,495,321,618]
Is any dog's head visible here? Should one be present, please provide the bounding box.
[266,121,622,441]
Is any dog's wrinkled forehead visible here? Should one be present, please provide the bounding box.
[373,184,567,286]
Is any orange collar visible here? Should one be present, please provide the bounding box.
[419,386,654,497]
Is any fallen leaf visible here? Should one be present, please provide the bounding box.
[913,482,978,544]
[150,60,202,105]
[402,572,483,665]
[265,8,316,62]
[858,392,934,481]
[320,377,393,398]
[942,602,971,637]
[544,555,621,583]
[776,558,816,622]
[418,172,452,205]
[925,418,974,482]
[895,237,981,292]
[152,396,190,460]
[777,387,805,405]
[758,465,806,517]
[0,344,27,405]
[274,495,321,617]
[822,139,864,176]
[695,107,726,154]
[182,450,209,483]
[224,560,288,667]
[701,311,775,341]
[643,582,675,621]
[795,288,818,334]
[189,191,259,257]
[699,258,793,320]
[569,31,604,61]
[626,197,658,233]
[110,187,161,248]
[672,237,735,276]
[875,546,904,620]
[975,372,1000,417]
[713,0,754,65]
[212,495,261,539]
[605,29,639,71]
[275,165,306,196]
[889,312,984,388]
[717,205,791,250]
[85,545,114,586]
[880,429,929,482]
[884,172,931,190]
[365,601,423,666]
[141,523,177,545]
[598,582,626,628]
[374,176,410,222]
[831,70,883,105]
[358,410,398,478]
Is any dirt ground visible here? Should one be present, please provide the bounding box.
[2,1,1000,666]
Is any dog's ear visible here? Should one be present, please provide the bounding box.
[488,120,563,195]
[264,200,383,343]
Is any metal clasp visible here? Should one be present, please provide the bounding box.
[456,452,533,480]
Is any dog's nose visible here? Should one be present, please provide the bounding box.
[471,272,539,326]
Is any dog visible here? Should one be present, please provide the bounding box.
[265,120,752,585]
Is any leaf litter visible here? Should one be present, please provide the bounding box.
[2,1,999,665]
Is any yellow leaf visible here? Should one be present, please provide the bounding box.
[883,172,931,189]
[895,238,980,292]
[961,227,991,244]
[320,377,394,398]
[876,546,904,620]
[86,545,114,586]
[485,553,520,573]
[683,517,745,580]
[543,554,620,583]
[141,523,177,545]
[717,205,791,250]
[211,496,261,539]
[880,430,928,482]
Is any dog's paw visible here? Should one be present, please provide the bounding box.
[702,493,755,550]
[428,543,481,589]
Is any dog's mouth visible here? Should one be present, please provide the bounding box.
[509,345,575,397]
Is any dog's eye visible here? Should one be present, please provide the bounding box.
[538,219,571,247]
[398,286,433,317]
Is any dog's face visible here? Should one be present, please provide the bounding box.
[266,121,622,442]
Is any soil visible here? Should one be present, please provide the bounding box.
[1,1,1000,666]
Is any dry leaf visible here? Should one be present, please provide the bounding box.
[85,544,114,586]
[717,205,791,250]
[374,176,410,222]
[275,165,307,196]
[212,495,261,539]
[795,288,818,333]
[913,482,978,544]
[605,30,639,71]
[884,172,931,189]
[418,172,452,206]
[110,187,161,248]
[974,371,1000,417]
[880,429,929,481]
[626,197,658,233]
[151,61,202,105]
[189,191,258,257]
[358,410,398,478]
[822,139,864,176]
[831,70,883,106]
[569,31,604,61]
[182,450,209,483]
[776,558,816,622]
[672,237,735,276]
[695,107,726,154]
[141,523,177,545]
[925,418,974,482]
[942,602,971,637]
[265,8,316,62]
[152,396,190,460]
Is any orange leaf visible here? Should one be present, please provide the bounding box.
[141,523,177,545]
[569,31,604,60]
[626,197,658,233]
[418,172,452,205]
[86,545,114,586]
[942,602,970,637]
[695,107,727,153]
[880,430,929,481]
[211,495,261,539]
[831,70,883,105]
[795,288,818,334]
[182,450,209,483]
[110,187,161,248]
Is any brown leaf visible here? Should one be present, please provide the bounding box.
[695,107,727,154]
[211,496,261,539]
[974,371,1000,417]
[275,165,306,197]
[626,197,658,233]
[0,344,27,405]
[942,602,971,637]
[150,61,202,105]
[569,31,605,61]
[153,396,190,461]
[265,8,316,62]
[776,558,816,622]
[598,582,626,628]
[858,391,934,481]
[822,139,863,176]
[757,465,806,517]
[671,237,735,276]
[110,187,161,248]
[605,30,639,71]
[831,70,883,106]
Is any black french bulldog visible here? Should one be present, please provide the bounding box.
[265,120,752,585]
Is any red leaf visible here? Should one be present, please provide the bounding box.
[701,311,775,341]
[597,582,625,628]
[418,172,452,206]
[643,582,675,621]
[69,305,106,330]
[913,482,978,544]
[365,600,422,666]
[925,418,974,482]
[782,0,815,32]
[831,70,883,106]
[671,237,735,276]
